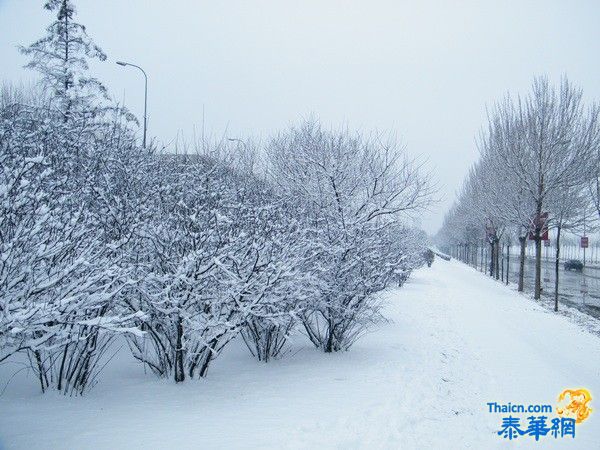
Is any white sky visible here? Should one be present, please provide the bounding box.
[1,0,599,233]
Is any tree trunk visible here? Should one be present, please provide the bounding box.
[500,244,504,281]
[554,226,561,312]
[480,245,484,272]
[495,240,500,280]
[34,350,47,393]
[325,318,335,353]
[534,234,542,300]
[485,246,488,274]
[174,316,185,383]
[489,242,494,277]
[506,244,510,285]
[518,236,526,292]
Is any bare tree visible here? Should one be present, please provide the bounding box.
[438,76,598,307]
[547,187,593,311]
[487,77,596,299]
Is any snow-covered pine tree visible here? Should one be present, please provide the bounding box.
[20,0,108,118]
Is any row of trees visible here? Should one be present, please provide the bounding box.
[437,77,600,310]
[0,0,433,394]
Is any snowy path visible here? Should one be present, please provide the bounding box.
[1,259,599,449]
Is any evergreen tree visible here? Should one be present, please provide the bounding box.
[20,0,108,116]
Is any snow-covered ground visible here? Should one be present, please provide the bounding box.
[1,258,599,449]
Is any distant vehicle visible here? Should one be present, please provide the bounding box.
[564,259,584,272]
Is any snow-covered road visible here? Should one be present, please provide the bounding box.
[1,258,599,449]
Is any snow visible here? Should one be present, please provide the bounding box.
[1,258,599,449]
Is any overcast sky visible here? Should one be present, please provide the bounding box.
[2,0,599,233]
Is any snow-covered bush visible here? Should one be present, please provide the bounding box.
[0,86,145,394]
[235,206,317,362]
[2,1,436,393]
[123,153,281,378]
[267,121,433,352]
[386,226,428,286]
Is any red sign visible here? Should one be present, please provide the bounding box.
[528,212,549,241]
[581,236,589,248]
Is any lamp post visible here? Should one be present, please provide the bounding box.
[116,60,148,148]
[227,138,247,150]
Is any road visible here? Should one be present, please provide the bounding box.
[504,256,600,317]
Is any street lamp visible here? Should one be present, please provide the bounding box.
[116,60,148,148]
[227,138,247,150]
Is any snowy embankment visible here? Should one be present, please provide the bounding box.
[1,259,599,449]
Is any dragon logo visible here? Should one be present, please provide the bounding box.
[557,389,593,424]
